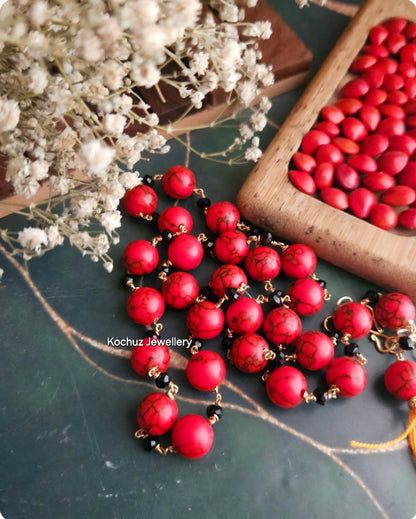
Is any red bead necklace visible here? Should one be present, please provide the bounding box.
[121,164,416,459]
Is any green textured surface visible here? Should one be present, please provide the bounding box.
[1,1,416,519]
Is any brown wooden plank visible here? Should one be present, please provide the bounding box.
[237,0,416,299]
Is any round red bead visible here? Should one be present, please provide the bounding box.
[325,357,367,398]
[171,414,214,459]
[186,350,226,391]
[186,300,224,339]
[136,392,178,436]
[161,271,199,309]
[131,343,170,378]
[157,206,193,234]
[266,366,307,408]
[263,306,302,345]
[333,301,373,339]
[210,264,247,298]
[281,243,317,278]
[124,185,158,217]
[374,292,415,330]
[385,360,416,400]
[230,333,269,373]
[245,246,281,281]
[225,297,264,334]
[123,240,159,276]
[162,165,196,199]
[205,201,240,234]
[287,278,325,317]
[168,234,204,270]
[127,287,165,325]
[214,230,249,264]
[295,330,334,371]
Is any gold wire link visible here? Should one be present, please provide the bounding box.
[167,381,179,399]
[261,370,270,382]
[134,428,147,439]
[264,280,275,293]
[226,349,231,360]
[155,444,176,456]
[173,224,187,236]
[193,187,206,198]
[327,385,340,399]
[226,328,234,338]
[238,282,249,294]
[324,288,332,301]
[197,232,208,242]
[271,240,288,251]
[216,296,227,308]
[208,414,220,425]
[246,235,260,245]
[148,366,161,379]
[285,353,297,362]
[189,345,200,355]
[158,271,167,281]
[409,395,416,409]
[336,296,353,307]
[355,353,367,365]
[256,294,267,304]
[340,334,352,346]
[124,277,136,290]
[153,320,163,334]
[138,212,154,221]
[263,349,276,361]
[152,235,163,247]
[323,315,334,333]
[236,221,251,232]
[303,392,317,404]
[196,295,206,303]
[214,387,222,406]
[153,174,163,181]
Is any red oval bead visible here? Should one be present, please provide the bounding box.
[370,203,398,229]
[214,230,249,264]
[287,278,325,316]
[386,32,406,54]
[363,88,387,106]
[362,68,385,89]
[186,301,225,340]
[369,25,389,45]
[210,264,247,298]
[320,187,349,210]
[289,170,316,194]
[389,135,416,156]
[168,234,203,270]
[162,165,196,199]
[315,144,344,165]
[321,105,345,124]
[161,271,199,309]
[314,162,334,190]
[398,62,416,79]
[384,17,408,33]
[158,206,193,234]
[374,56,399,73]
[404,22,416,39]
[131,343,170,378]
[342,117,368,142]
[313,121,340,137]
[348,154,377,173]
[374,292,415,330]
[360,134,389,156]
[333,301,373,339]
[359,105,381,132]
[340,78,370,98]
[123,240,159,276]
[335,163,360,191]
[377,117,406,137]
[171,415,214,459]
[377,150,409,175]
[382,74,404,91]
[226,297,264,334]
[399,162,416,188]
[266,366,307,408]
[400,43,416,63]
[331,137,360,155]
[127,287,165,325]
[124,185,158,217]
[406,114,416,128]
[301,129,331,154]
[136,392,178,436]
[384,360,416,400]
[263,306,302,345]
[350,55,377,73]
[404,99,416,115]
[362,172,396,191]
[293,152,317,173]
[186,350,226,391]
[205,201,240,234]
[230,333,269,373]
[281,243,317,278]
[378,104,405,119]
[295,330,335,371]
[398,208,416,229]
[245,246,281,281]
[349,188,377,219]
[381,185,416,206]
[335,97,363,115]
[386,90,408,105]
[325,357,367,398]
[363,44,389,59]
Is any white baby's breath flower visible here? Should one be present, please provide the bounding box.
[29,159,49,181]
[189,52,210,76]
[79,140,115,177]
[49,175,74,196]
[103,261,114,273]
[18,227,48,252]
[30,1,48,26]
[71,196,98,219]
[103,114,126,135]
[0,97,20,132]
[250,112,267,132]
[47,225,65,248]
[119,172,141,190]
[100,210,122,233]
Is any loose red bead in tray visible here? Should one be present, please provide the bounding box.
[289,17,416,231]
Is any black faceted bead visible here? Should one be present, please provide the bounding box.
[203,239,215,255]
[206,404,223,420]
[344,342,360,357]
[199,285,214,299]
[144,329,159,339]
[225,287,240,301]
[269,350,286,369]
[155,372,170,388]
[197,197,211,210]
[120,273,134,288]
[250,227,261,237]
[313,387,330,406]
[268,290,284,308]
[142,175,154,187]
[365,290,380,305]
[260,232,273,246]
[161,229,174,242]
[144,436,159,451]
[399,336,415,350]
[316,279,326,288]
[190,338,204,351]
[158,264,172,277]
[221,337,234,350]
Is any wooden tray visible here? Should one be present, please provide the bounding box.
[237,0,416,300]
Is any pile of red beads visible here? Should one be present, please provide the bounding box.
[289,17,416,231]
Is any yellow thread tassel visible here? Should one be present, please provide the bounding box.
[350,399,416,457]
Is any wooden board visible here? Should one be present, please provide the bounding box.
[0,0,311,218]
[237,0,416,300]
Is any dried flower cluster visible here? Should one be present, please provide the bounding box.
[0,0,274,271]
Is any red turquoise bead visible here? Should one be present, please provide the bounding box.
[158,206,193,234]
[186,350,226,391]
[263,306,302,345]
[124,185,158,217]
[186,300,225,339]
[225,297,264,334]
[384,360,416,400]
[266,366,307,408]
[167,234,204,270]
[325,357,367,398]
[130,343,170,378]
[230,333,269,373]
[161,271,199,309]
[205,201,240,234]
[127,287,165,325]
[162,165,196,199]
[333,301,373,339]
[374,292,415,330]
[214,230,249,264]
[136,392,178,436]
[171,414,214,459]
[295,331,334,371]
[281,243,317,278]
[244,246,281,281]
[210,264,248,298]
[123,240,159,276]
[287,278,325,316]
